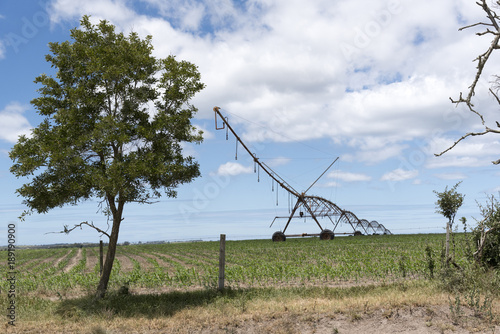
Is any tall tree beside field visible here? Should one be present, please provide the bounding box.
[9,16,205,298]
[434,182,464,265]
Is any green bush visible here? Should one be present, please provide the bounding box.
[472,194,500,268]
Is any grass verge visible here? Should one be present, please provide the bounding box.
[4,279,499,333]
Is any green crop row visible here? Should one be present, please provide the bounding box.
[0,234,460,294]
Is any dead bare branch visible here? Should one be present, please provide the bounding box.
[435,130,489,157]
[458,22,492,31]
[436,0,500,163]
[45,221,111,239]
[474,222,500,262]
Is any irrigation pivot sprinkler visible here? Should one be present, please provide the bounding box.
[213,107,391,241]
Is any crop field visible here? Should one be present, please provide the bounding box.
[1,234,461,296]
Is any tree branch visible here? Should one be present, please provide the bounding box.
[435,130,489,157]
[46,221,111,239]
[436,0,500,162]
[459,22,493,31]
[473,222,499,262]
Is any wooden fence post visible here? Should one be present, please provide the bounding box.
[99,240,104,277]
[218,234,226,291]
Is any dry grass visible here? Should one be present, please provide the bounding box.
[4,280,500,333]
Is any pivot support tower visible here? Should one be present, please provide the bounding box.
[213,107,391,241]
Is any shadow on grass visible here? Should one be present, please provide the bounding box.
[55,287,249,319]
[55,281,424,320]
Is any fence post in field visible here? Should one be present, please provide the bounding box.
[218,234,226,291]
[99,240,104,277]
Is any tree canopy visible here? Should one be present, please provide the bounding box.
[9,16,205,297]
[434,182,464,264]
[434,182,465,226]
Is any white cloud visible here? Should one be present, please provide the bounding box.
[45,0,496,166]
[140,0,242,32]
[216,162,253,176]
[427,135,500,168]
[343,140,408,164]
[0,102,32,143]
[427,156,484,169]
[380,168,419,182]
[328,170,371,182]
[263,157,291,168]
[323,181,340,188]
[434,172,467,180]
[0,40,5,59]
[48,0,136,24]
[490,186,500,193]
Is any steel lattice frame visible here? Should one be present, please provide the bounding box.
[280,195,391,236]
[213,107,392,239]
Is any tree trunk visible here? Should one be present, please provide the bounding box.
[445,221,451,266]
[96,196,124,298]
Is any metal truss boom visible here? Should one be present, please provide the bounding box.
[214,106,300,197]
[213,106,392,239]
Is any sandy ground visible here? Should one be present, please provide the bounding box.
[5,303,499,333]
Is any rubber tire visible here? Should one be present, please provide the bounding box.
[353,230,363,236]
[320,229,334,240]
[272,231,286,242]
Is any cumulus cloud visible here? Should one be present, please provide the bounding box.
[45,0,496,167]
[323,181,340,188]
[434,172,467,180]
[0,102,32,143]
[0,40,5,59]
[428,135,500,168]
[380,168,419,182]
[48,0,136,24]
[262,157,291,168]
[0,13,6,59]
[328,170,371,182]
[216,162,253,176]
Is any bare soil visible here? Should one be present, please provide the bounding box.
[85,248,98,273]
[32,249,71,271]
[115,253,135,272]
[127,253,155,271]
[5,303,499,333]
[63,248,83,273]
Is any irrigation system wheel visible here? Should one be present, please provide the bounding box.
[272,231,286,242]
[319,229,334,240]
[354,230,363,236]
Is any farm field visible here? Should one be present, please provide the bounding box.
[2,233,500,333]
[3,234,451,295]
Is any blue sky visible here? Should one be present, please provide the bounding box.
[1,0,500,245]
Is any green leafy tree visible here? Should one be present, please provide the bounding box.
[473,194,500,267]
[434,182,464,265]
[9,16,205,297]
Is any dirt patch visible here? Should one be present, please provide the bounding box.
[85,248,98,273]
[202,306,497,334]
[17,258,39,271]
[7,304,499,333]
[63,248,82,273]
[138,252,175,271]
[152,252,195,269]
[127,253,155,271]
[115,253,135,272]
[182,251,218,265]
[54,251,70,269]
